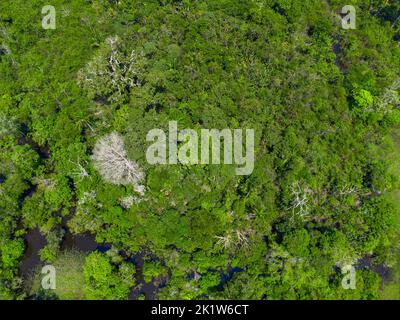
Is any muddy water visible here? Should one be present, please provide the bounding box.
[19,228,47,276]
[358,256,393,283]
[19,228,105,277]
[18,136,51,159]
[20,225,396,299]
[20,229,164,299]
[60,232,98,252]
[128,253,169,300]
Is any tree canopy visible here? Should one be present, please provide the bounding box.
[0,0,400,300]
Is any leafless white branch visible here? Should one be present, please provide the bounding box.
[92,132,145,189]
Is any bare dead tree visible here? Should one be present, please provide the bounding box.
[69,157,90,181]
[0,114,18,137]
[119,195,135,209]
[215,234,232,250]
[92,132,145,190]
[235,229,251,247]
[119,195,142,209]
[288,182,310,218]
[77,190,97,206]
[375,80,400,114]
[77,36,146,103]
[215,228,253,250]
[337,183,358,196]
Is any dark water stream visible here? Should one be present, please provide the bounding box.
[358,256,393,283]
[60,232,98,252]
[19,228,47,277]
[19,227,396,298]
[19,227,164,299]
[19,227,102,277]
[18,136,51,159]
[127,253,169,300]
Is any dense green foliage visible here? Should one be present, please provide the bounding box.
[1,0,400,300]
